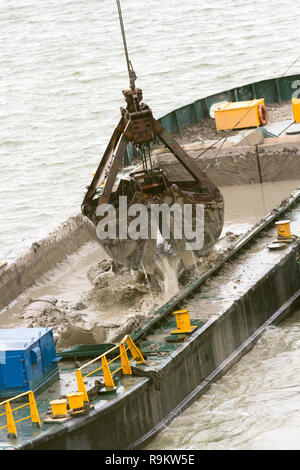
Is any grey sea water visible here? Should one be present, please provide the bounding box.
[0,0,299,262]
[148,308,300,450]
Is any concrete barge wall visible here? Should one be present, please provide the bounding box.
[155,135,300,187]
[0,214,91,311]
[26,240,300,450]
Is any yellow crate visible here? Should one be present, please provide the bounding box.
[214,98,265,131]
[292,98,300,123]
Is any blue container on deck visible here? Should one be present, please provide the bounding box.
[0,327,60,398]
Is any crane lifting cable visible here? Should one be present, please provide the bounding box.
[116,0,137,91]
[81,0,224,275]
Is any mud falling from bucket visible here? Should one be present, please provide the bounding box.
[157,256,180,299]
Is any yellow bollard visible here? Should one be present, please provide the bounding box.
[172,309,197,334]
[66,392,84,410]
[50,399,68,417]
[275,220,291,238]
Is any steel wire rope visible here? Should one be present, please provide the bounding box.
[280,55,300,78]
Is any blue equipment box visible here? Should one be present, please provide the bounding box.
[0,327,60,398]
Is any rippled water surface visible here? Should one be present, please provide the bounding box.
[1,0,299,261]
[148,310,300,450]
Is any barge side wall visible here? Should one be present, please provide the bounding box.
[0,214,91,311]
[155,136,300,186]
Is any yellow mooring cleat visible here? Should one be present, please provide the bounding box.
[275,220,291,239]
[171,309,197,335]
[268,220,298,250]
[50,399,68,418]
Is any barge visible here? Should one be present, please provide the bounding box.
[0,187,300,449]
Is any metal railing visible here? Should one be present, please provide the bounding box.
[76,335,145,402]
[0,391,41,438]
